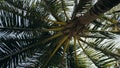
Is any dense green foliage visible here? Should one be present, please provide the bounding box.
[0,0,120,68]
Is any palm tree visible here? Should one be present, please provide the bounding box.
[0,0,120,68]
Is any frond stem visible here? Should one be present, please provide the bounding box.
[77,37,101,68]
[60,0,69,21]
[74,36,79,68]
[42,35,69,68]
[59,39,70,67]
[42,32,63,44]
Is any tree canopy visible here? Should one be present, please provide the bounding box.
[0,0,120,68]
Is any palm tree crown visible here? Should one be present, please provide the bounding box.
[0,0,120,68]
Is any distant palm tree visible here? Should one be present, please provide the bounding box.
[0,0,120,68]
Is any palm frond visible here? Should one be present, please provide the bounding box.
[0,0,52,67]
[43,0,68,22]
[77,38,118,68]
[80,38,120,59]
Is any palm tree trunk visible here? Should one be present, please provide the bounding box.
[72,0,91,19]
[76,0,120,24]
